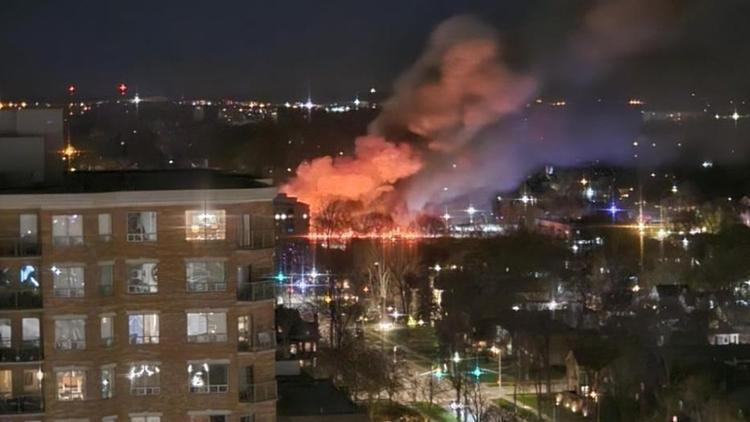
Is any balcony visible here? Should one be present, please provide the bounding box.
[0,238,40,257]
[237,230,275,250]
[127,232,157,242]
[238,330,276,352]
[0,289,41,309]
[127,284,158,294]
[186,282,226,293]
[53,287,84,298]
[0,340,42,362]
[131,386,160,396]
[52,236,84,247]
[187,333,228,343]
[0,395,43,414]
[237,281,275,302]
[129,335,159,345]
[239,381,277,403]
[55,339,85,351]
[190,384,229,394]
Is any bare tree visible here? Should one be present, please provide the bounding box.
[387,242,420,316]
[465,381,495,422]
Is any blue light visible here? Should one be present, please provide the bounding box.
[606,203,623,220]
[275,272,285,282]
[471,366,482,378]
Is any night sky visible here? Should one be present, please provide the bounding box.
[1,0,749,102]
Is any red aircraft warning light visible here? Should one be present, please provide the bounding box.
[118,83,128,96]
[67,85,76,95]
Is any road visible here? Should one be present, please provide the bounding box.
[365,325,549,421]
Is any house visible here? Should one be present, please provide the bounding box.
[565,344,618,397]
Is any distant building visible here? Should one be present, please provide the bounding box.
[0,109,64,187]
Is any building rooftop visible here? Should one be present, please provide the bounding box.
[0,168,272,194]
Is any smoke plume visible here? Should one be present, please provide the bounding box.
[371,15,537,152]
[283,1,682,222]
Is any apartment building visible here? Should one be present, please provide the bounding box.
[0,169,285,422]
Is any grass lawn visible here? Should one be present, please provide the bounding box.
[497,394,590,422]
[388,325,441,362]
[412,402,458,422]
[368,400,423,420]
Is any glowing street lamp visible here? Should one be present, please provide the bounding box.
[466,205,477,224]
[471,366,483,379]
[607,203,622,220]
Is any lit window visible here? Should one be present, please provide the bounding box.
[52,265,85,297]
[127,262,158,294]
[22,317,40,348]
[128,363,160,395]
[55,319,86,350]
[185,210,226,241]
[187,312,227,343]
[99,263,114,296]
[0,369,11,397]
[0,319,10,349]
[188,362,229,393]
[191,415,227,422]
[186,261,225,292]
[128,314,159,344]
[127,212,157,242]
[56,369,86,400]
[23,369,41,393]
[130,416,160,422]
[19,264,38,287]
[238,316,250,346]
[101,366,114,399]
[101,315,114,347]
[52,215,84,246]
[98,213,112,241]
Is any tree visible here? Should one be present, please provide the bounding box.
[319,338,404,419]
[388,242,420,316]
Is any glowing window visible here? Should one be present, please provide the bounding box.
[23,369,41,393]
[188,362,228,393]
[127,262,158,294]
[128,363,160,395]
[55,319,86,350]
[185,210,226,241]
[20,264,38,287]
[101,366,114,399]
[56,369,86,400]
[0,369,10,397]
[128,314,159,344]
[187,312,227,343]
[127,212,157,242]
[52,266,85,297]
[0,319,10,348]
[52,215,83,246]
[186,261,225,292]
